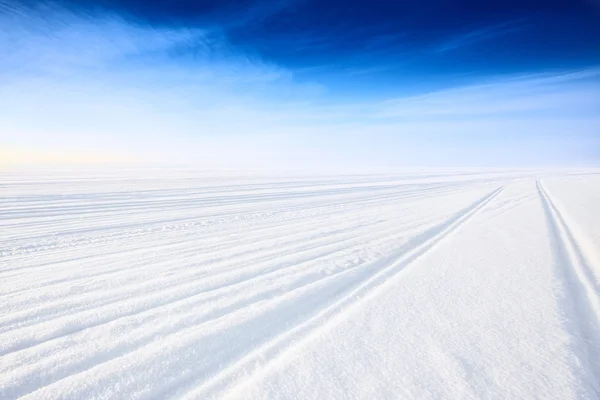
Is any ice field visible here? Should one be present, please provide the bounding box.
[1,169,599,399]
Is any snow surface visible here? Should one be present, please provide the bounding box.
[1,169,599,400]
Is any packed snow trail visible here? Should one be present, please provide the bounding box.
[1,169,599,399]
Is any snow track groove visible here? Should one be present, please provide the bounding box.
[1,183,458,277]
[174,185,506,399]
[1,181,464,257]
[3,170,598,400]
[537,181,600,396]
[0,216,426,356]
[538,181,600,325]
[1,192,467,329]
[0,178,504,399]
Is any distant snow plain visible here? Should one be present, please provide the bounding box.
[1,168,599,399]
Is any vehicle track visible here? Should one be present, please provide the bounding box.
[537,181,600,396]
[170,185,507,399]
[3,186,506,399]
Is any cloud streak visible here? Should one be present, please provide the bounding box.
[433,19,524,53]
[378,68,600,119]
[1,2,599,168]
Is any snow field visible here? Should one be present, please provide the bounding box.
[1,169,599,399]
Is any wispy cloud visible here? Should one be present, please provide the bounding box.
[377,68,600,119]
[433,19,524,53]
[0,2,286,82]
[1,3,598,168]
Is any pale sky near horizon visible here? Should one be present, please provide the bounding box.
[1,0,599,169]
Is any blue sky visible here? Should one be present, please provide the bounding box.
[1,0,599,168]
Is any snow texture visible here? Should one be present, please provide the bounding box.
[1,169,599,399]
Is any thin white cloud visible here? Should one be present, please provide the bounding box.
[378,68,600,119]
[0,2,292,86]
[0,5,197,72]
[433,19,524,53]
[1,4,598,168]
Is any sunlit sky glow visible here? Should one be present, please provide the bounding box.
[1,0,599,169]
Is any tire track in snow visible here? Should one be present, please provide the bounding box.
[172,185,506,399]
[3,186,505,400]
[0,216,413,355]
[1,211,381,303]
[2,181,457,260]
[4,180,536,400]
[1,182,445,275]
[537,180,600,396]
[0,205,437,337]
[537,181,600,318]
[1,184,480,318]
[4,208,463,372]
[2,261,373,399]
[0,186,520,354]
[2,184,480,331]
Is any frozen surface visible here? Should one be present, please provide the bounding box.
[1,169,599,399]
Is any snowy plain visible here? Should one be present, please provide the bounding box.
[1,168,599,400]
